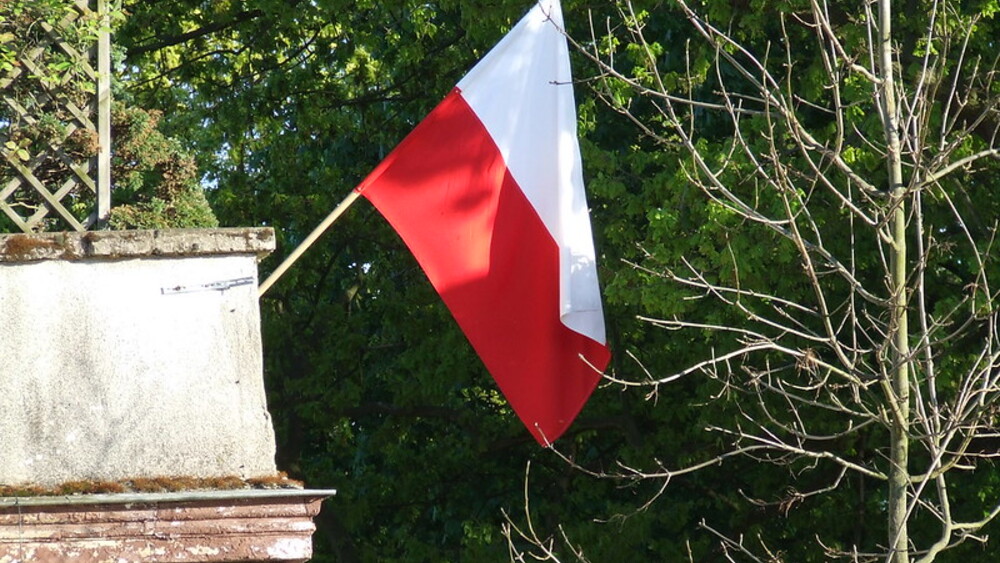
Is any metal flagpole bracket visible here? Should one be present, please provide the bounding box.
[161,277,256,295]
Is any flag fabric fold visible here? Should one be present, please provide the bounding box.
[356,0,610,445]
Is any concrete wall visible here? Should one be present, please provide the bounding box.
[0,229,278,486]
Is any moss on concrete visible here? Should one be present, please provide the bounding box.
[0,472,303,498]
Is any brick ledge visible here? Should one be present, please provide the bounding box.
[0,489,336,562]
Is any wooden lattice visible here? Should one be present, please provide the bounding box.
[0,0,110,233]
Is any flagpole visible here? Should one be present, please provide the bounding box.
[258,190,362,297]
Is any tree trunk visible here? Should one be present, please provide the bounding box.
[879,0,911,561]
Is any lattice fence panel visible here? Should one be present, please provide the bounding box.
[0,0,109,233]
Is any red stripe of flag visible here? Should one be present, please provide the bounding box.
[356,1,609,445]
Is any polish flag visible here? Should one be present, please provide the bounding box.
[356,0,610,445]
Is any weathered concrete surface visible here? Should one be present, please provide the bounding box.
[0,489,336,562]
[0,229,277,486]
[0,228,274,263]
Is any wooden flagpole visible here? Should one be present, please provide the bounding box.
[258,190,362,297]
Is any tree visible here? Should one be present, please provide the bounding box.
[111,0,1000,560]
[117,2,662,561]
[0,0,215,232]
[524,0,1000,560]
[106,104,218,229]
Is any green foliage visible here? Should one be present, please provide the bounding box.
[113,0,834,559]
[0,0,123,138]
[0,0,177,232]
[580,0,1000,560]
[114,0,1000,561]
[106,186,217,229]
[0,0,101,232]
[0,1,74,73]
[107,104,218,229]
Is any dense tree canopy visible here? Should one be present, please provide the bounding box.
[87,0,1000,561]
[574,0,1000,561]
[117,1,688,560]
